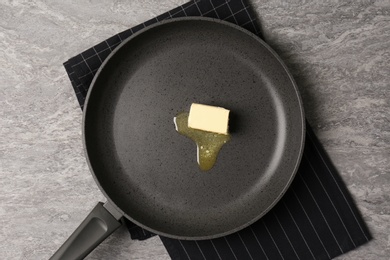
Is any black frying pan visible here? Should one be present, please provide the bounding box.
[51,17,305,259]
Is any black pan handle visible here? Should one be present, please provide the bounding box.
[50,202,123,260]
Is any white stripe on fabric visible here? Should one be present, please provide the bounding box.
[178,240,191,260]
[92,46,103,63]
[306,130,369,241]
[202,1,230,16]
[80,53,93,74]
[71,44,114,69]
[304,154,356,247]
[263,221,285,260]
[298,174,344,253]
[210,240,223,260]
[180,4,188,16]
[249,225,269,260]
[78,69,98,80]
[240,0,259,34]
[194,0,203,15]
[75,83,83,89]
[195,241,206,260]
[291,187,331,258]
[208,0,221,19]
[105,40,113,51]
[224,237,238,260]
[282,200,316,260]
[273,211,300,260]
[70,58,91,68]
[237,232,254,260]
[240,18,255,27]
[117,33,122,42]
[226,1,239,24]
[169,2,196,17]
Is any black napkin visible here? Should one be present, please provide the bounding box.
[63,0,371,258]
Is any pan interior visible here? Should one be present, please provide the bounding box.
[84,18,304,239]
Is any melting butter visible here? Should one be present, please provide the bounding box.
[174,112,231,171]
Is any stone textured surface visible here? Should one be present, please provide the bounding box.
[0,0,388,259]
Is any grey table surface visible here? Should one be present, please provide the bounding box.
[1,0,389,259]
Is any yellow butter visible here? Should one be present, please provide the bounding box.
[188,103,230,135]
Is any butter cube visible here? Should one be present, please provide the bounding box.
[188,103,230,135]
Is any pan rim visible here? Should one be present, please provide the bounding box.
[82,17,306,240]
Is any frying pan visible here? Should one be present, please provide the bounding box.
[51,17,305,259]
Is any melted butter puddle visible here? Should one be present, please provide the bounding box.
[174,112,231,171]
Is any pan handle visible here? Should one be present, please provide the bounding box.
[50,202,123,260]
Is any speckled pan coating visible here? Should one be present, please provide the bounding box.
[83,17,305,240]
